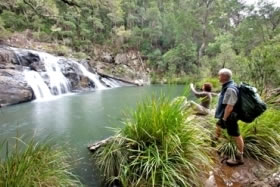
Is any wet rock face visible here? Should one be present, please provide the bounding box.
[0,69,33,106]
[64,72,94,90]
[58,59,94,90]
[17,52,40,67]
[4,48,45,72]
[0,47,34,106]
[79,76,94,89]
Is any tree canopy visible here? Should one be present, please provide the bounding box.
[0,0,279,89]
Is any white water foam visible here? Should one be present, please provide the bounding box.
[38,52,71,95]
[72,61,107,90]
[24,70,53,99]
[11,47,123,100]
[101,77,121,88]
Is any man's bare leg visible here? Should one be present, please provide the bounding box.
[227,135,244,165]
[234,136,244,154]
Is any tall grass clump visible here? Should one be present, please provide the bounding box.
[217,108,280,165]
[0,138,81,187]
[94,95,213,187]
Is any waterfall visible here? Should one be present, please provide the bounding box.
[72,61,107,90]
[11,48,71,97]
[10,47,124,100]
[24,71,53,99]
[39,52,71,95]
[101,78,121,88]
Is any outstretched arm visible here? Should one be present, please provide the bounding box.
[190,83,204,97]
[211,92,219,97]
[190,83,196,93]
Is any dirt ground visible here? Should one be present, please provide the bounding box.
[205,153,280,187]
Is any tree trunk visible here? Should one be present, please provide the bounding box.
[197,0,213,66]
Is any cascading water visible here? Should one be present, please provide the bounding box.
[101,78,121,88]
[12,48,71,98]
[72,61,107,90]
[10,47,124,100]
[24,70,53,99]
[39,53,71,95]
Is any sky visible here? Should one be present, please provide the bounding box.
[244,0,280,7]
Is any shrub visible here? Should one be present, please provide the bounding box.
[0,138,81,187]
[94,95,213,187]
[217,108,280,165]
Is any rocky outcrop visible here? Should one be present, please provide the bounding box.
[3,31,150,85]
[57,59,95,90]
[0,38,150,106]
[91,48,150,85]
[0,69,33,106]
[0,46,139,106]
[0,47,33,106]
[62,71,92,91]
[0,47,17,69]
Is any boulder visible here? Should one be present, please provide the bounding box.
[0,47,48,72]
[101,53,114,63]
[16,51,40,67]
[115,53,127,65]
[88,49,149,85]
[64,71,94,90]
[58,59,81,75]
[79,76,94,88]
[0,47,17,67]
[0,69,33,106]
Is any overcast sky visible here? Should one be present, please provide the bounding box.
[244,0,280,7]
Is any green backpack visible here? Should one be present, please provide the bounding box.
[233,83,267,123]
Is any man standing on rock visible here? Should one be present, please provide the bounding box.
[215,68,244,166]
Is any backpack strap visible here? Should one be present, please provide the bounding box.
[228,84,241,114]
[228,84,239,96]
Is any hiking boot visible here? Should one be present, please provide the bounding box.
[226,153,244,166]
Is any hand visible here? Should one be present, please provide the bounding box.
[217,119,227,128]
[190,83,194,89]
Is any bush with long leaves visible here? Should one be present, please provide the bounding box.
[0,138,81,187]
[94,96,213,187]
[217,108,280,165]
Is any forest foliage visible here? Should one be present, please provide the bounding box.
[0,0,280,89]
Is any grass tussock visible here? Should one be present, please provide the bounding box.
[217,108,280,165]
[0,138,81,187]
[94,95,213,187]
